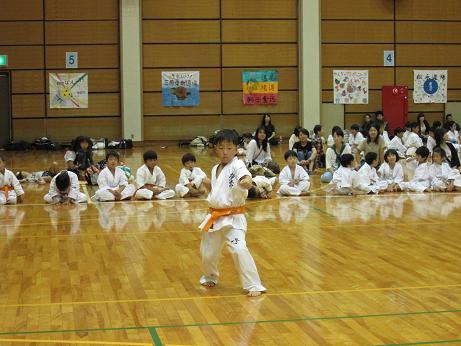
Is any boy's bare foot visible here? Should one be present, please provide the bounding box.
[201,281,216,288]
[247,291,263,297]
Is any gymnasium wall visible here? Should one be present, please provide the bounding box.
[321,0,461,129]
[0,0,120,142]
[142,0,299,140]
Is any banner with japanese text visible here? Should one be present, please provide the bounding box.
[242,70,278,105]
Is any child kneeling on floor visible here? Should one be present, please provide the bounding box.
[44,170,87,204]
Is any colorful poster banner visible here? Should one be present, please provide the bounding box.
[333,70,368,104]
[413,70,447,104]
[162,71,200,106]
[49,73,88,109]
[242,70,278,105]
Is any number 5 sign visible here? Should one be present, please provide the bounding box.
[384,51,394,67]
[66,52,78,69]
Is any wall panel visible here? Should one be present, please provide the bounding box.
[222,20,297,43]
[143,21,220,43]
[45,21,119,45]
[45,0,118,20]
[4,0,121,141]
[143,0,220,19]
[0,1,43,20]
[322,0,461,127]
[142,0,299,140]
[0,22,43,45]
[322,0,394,20]
[322,21,394,43]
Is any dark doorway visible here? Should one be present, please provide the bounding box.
[0,72,11,148]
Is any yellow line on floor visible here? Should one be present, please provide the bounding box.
[0,283,459,309]
[0,338,152,345]
[2,221,460,239]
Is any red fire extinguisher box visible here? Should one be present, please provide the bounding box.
[382,86,408,136]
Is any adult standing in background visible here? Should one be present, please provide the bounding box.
[261,113,278,146]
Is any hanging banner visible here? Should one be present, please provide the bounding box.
[333,70,368,104]
[161,71,200,106]
[242,70,278,105]
[413,70,447,103]
[49,73,88,109]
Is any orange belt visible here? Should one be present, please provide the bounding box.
[1,186,13,199]
[203,206,245,232]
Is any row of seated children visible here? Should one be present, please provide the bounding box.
[325,147,461,195]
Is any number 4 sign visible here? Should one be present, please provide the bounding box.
[384,51,394,67]
[66,52,78,69]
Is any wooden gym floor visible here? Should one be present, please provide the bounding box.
[1,144,461,345]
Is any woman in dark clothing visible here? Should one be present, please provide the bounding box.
[434,127,460,169]
[417,112,430,136]
[261,113,278,146]
[73,136,100,184]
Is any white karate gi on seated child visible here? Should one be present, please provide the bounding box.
[277,150,310,196]
[404,123,424,157]
[377,149,404,192]
[91,151,136,202]
[198,129,266,297]
[248,176,276,199]
[0,155,24,205]
[429,147,461,192]
[135,150,175,200]
[399,146,432,193]
[324,153,368,195]
[387,128,407,158]
[357,152,381,194]
[44,170,87,204]
[175,153,209,198]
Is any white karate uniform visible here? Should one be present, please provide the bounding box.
[277,165,310,196]
[349,132,364,149]
[198,157,266,293]
[288,134,299,150]
[252,176,276,197]
[44,171,87,204]
[325,166,364,195]
[135,164,174,200]
[399,162,432,192]
[387,136,407,157]
[402,130,411,146]
[357,163,380,194]
[429,162,461,191]
[92,167,136,202]
[405,132,423,156]
[447,130,459,144]
[175,167,207,198]
[382,131,391,147]
[327,134,334,147]
[246,139,272,165]
[427,136,436,153]
[377,162,404,190]
[0,169,24,204]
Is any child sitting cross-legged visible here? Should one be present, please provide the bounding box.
[277,150,310,196]
[175,153,210,198]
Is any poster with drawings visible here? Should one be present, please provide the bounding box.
[333,70,368,104]
[49,73,88,108]
[161,71,200,106]
[413,70,447,103]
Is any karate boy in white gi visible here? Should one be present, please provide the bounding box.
[198,129,266,297]
[91,151,136,202]
[0,155,24,205]
[277,150,310,196]
[44,170,87,204]
[135,150,175,200]
[399,146,432,193]
[175,153,209,198]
